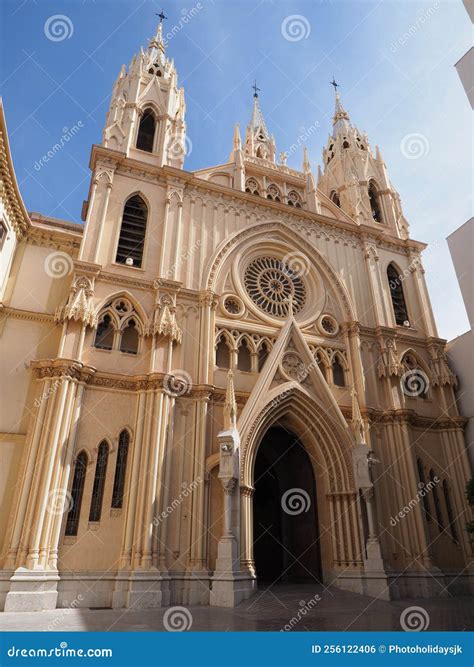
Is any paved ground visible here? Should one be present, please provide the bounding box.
[0,584,472,632]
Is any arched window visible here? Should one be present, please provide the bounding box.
[332,356,345,387]
[266,184,281,202]
[245,178,260,196]
[258,342,270,371]
[429,469,444,533]
[401,353,428,399]
[115,195,148,268]
[342,140,350,149]
[287,190,302,208]
[416,458,432,522]
[368,181,383,222]
[330,191,341,207]
[442,480,459,543]
[136,109,156,152]
[316,353,327,381]
[89,441,109,523]
[120,318,139,354]
[237,338,252,372]
[216,336,231,369]
[111,430,130,509]
[94,314,114,350]
[65,451,88,536]
[387,264,409,326]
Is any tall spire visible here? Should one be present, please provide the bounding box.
[331,79,351,136]
[146,14,167,73]
[244,82,275,162]
[249,84,269,139]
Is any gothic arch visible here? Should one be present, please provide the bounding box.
[204,222,356,320]
[240,383,354,492]
[94,290,148,330]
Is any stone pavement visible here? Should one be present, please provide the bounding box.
[0,584,472,632]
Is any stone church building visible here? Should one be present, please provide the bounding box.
[0,22,471,612]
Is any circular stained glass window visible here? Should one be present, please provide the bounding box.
[244,256,306,318]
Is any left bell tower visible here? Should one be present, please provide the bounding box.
[102,17,186,168]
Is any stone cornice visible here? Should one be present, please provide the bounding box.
[0,306,55,325]
[30,359,96,383]
[0,101,30,239]
[27,225,81,252]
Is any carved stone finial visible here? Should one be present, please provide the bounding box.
[351,386,366,444]
[223,370,238,430]
[55,275,97,328]
[148,293,182,343]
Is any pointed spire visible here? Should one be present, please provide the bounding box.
[351,387,366,444]
[244,83,275,161]
[331,80,351,136]
[223,370,238,430]
[146,17,167,72]
[233,123,242,150]
[250,94,269,139]
[303,146,310,173]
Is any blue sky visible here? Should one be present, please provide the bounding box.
[1,0,471,340]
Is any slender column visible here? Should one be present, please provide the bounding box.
[78,179,98,261]
[363,244,386,325]
[119,391,146,568]
[158,198,171,278]
[239,485,255,575]
[3,379,52,568]
[38,379,77,567]
[362,488,376,539]
[172,202,184,281]
[328,495,340,566]
[26,379,70,568]
[48,382,85,568]
[131,389,154,568]
[140,390,164,568]
[92,181,112,265]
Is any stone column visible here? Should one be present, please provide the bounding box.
[240,485,256,577]
[4,361,93,612]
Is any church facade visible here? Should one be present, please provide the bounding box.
[0,22,472,612]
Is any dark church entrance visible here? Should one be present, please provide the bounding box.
[253,426,321,583]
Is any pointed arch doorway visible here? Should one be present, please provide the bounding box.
[253,425,322,583]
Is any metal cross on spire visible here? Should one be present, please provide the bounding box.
[156,9,168,23]
[330,77,339,92]
[252,80,261,98]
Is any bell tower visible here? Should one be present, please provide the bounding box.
[318,81,409,239]
[102,14,186,169]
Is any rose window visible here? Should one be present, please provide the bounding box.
[244,256,306,318]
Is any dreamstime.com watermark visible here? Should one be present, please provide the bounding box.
[34,122,85,172]
[389,476,439,527]
[46,595,85,631]
[34,379,61,407]
[281,594,321,631]
[389,3,439,53]
[7,642,112,658]
[284,121,320,159]
[153,477,202,526]
[163,239,201,280]
[163,4,204,46]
